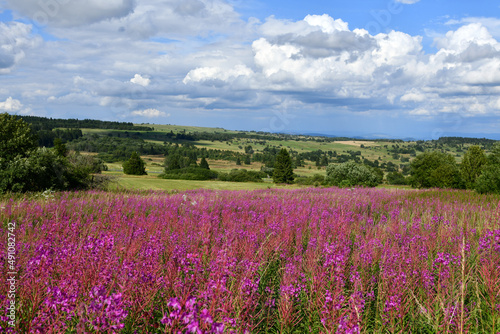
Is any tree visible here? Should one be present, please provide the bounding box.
[326,161,381,187]
[200,157,210,170]
[474,143,500,194]
[244,155,251,165]
[53,138,68,157]
[273,148,294,184]
[460,145,487,189]
[409,151,462,189]
[236,157,242,165]
[0,113,38,163]
[123,152,147,175]
[165,154,181,171]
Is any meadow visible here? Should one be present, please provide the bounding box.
[1,187,499,333]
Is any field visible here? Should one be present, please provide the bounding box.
[1,188,499,333]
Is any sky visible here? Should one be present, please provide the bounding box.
[1,0,500,139]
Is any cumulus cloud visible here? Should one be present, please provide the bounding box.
[131,108,168,118]
[130,74,150,87]
[0,22,40,73]
[0,97,23,111]
[5,0,135,27]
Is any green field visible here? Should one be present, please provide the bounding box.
[110,174,302,191]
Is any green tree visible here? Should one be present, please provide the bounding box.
[409,151,462,189]
[53,138,68,157]
[326,161,381,187]
[236,157,242,165]
[244,155,251,165]
[0,113,38,163]
[123,152,147,175]
[200,157,210,170]
[460,145,487,189]
[474,143,500,194]
[165,154,181,171]
[273,148,294,184]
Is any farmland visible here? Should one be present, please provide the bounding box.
[1,187,499,333]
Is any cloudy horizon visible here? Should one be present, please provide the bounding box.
[1,0,500,139]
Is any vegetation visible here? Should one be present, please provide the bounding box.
[3,188,499,332]
[218,169,266,182]
[409,151,462,189]
[7,114,500,193]
[0,113,38,162]
[326,161,382,187]
[0,113,107,193]
[474,143,500,194]
[159,167,218,181]
[273,148,294,184]
[122,152,147,175]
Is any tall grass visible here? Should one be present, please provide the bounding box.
[0,187,499,333]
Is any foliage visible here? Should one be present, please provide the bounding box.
[325,161,382,187]
[273,148,294,184]
[53,138,68,157]
[409,151,463,189]
[386,171,408,185]
[122,152,147,175]
[474,143,500,194]
[460,145,487,189]
[0,113,38,163]
[0,148,106,192]
[159,167,218,180]
[218,169,266,183]
[199,157,210,170]
[294,174,325,186]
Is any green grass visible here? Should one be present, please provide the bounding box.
[110,175,303,191]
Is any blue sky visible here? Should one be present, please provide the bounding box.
[1,0,500,139]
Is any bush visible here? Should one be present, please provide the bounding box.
[325,162,381,187]
[159,167,218,181]
[386,171,407,185]
[218,169,265,182]
[294,174,325,186]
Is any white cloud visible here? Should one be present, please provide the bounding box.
[0,22,40,73]
[130,74,151,87]
[400,91,426,103]
[0,97,23,112]
[131,108,168,118]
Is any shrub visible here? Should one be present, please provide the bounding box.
[386,171,407,185]
[218,169,265,182]
[326,161,382,187]
[159,167,218,180]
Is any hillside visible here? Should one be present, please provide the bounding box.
[20,116,499,191]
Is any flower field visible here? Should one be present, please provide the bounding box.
[1,188,499,333]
